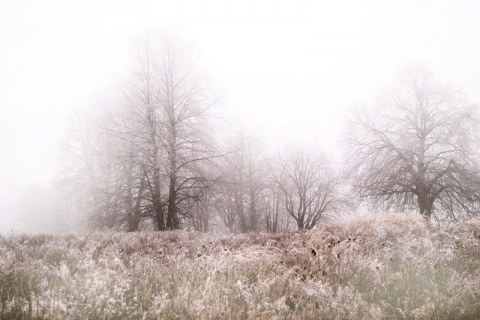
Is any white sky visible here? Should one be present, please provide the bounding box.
[1,0,480,209]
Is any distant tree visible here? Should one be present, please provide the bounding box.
[59,107,114,230]
[345,67,480,220]
[214,120,267,232]
[272,147,344,230]
[184,188,214,232]
[214,180,238,231]
[263,176,284,233]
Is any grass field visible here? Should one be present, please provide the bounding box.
[1,214,480,319]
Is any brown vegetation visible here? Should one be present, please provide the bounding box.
[1,213,479,319]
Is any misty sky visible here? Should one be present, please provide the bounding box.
[1,0,480,213]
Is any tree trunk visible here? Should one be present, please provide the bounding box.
[153,167,165,230]
[417,194,433,220]
[235,187,247,232]
[296,218,304,230]
[126,167,135,231]
[155,201,165,230]
[166,175,179,229]
[249,187,257,231]
[201,202,209,232]
[126,167,146,232]
[129,174,145,232]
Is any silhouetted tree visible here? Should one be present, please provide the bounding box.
[345,67,480,220]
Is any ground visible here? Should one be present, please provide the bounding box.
[1,213,480,319]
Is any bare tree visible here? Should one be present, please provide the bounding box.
[213,120,267,232]
[214,180,238,231]
[345,67,480,221]
[272,147,344,230]
[263,177,284,232]
[59,98,150,231]
[58,106,122,230]
[184,189,214,232]
[111,34,219,231]
[154,36,218,229]
[60,33,219,231]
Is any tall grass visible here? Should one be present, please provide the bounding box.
[1,213,479,319]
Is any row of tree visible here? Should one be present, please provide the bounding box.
[59,36,345,232]
[59,35,480,232]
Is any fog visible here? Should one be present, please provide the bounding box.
[1,0,480,233]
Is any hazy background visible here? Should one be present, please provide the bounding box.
[1,0,480,233]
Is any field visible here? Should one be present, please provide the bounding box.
[1,214,480,319]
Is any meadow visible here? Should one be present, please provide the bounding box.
[1,214,480,319]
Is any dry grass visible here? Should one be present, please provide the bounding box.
[1,213,480,319]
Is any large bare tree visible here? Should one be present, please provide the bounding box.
[115,34,219,230]
[345,67,480,220]
[60,33,218,231]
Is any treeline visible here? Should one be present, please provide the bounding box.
[59,34,480,232]
[59,35,345,232]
